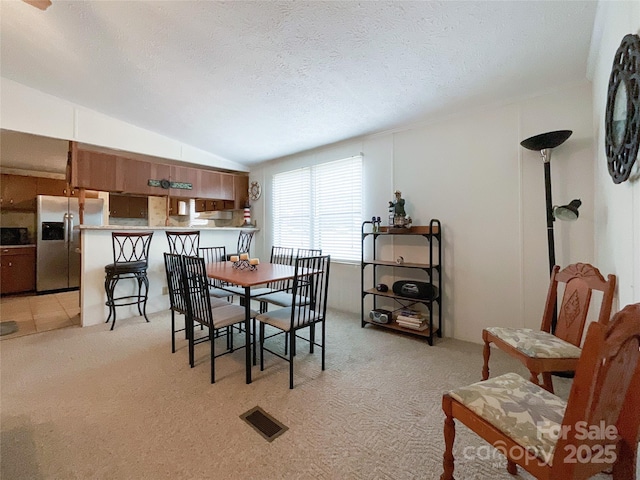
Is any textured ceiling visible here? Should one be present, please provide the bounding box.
[1,0,597,166]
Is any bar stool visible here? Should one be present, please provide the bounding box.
[226,230,254,260]
[166,230,200,256]
[104,232,154,330]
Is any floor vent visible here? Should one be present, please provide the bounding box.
[240,406,288,442]
[0,321,18,336]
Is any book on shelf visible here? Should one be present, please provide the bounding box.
[396,315,424,325]
[395,309,423,319]
[396,320,429,331]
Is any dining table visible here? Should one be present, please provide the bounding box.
[205,261,298,384]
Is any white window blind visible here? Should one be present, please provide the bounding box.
[272,156,362,262]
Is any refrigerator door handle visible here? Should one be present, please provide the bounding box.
[63,213,70,244]
[67,213,73,245]
[67,213,74,245]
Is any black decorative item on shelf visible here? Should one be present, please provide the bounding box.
[605,33,640,184]
[392,280,438,301]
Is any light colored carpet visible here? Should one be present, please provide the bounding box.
[0,309,630,479]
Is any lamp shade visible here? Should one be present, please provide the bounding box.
[553,199,582,221]
[520,130,573,151]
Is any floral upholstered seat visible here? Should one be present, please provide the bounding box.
[448,372,566,461]
[482,263,616,393]
[484,327,582,358]
[442,303,640,480]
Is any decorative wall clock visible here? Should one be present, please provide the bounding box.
[605,33,640,184]
[249,181,262,201]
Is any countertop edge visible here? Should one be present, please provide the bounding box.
[78,225,259,232]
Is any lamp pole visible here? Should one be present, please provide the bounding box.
[521,130,573,334]
[542,149,556,275]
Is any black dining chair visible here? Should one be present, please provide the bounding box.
[181,255,258,383]
[255,247,322,311]
[166,230,200,256]
[104,231,153,330]
[164,253,229,354]
[199,246,233,300]
[256,255,330,389]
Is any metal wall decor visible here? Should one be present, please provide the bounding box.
[605,33,640,184]
[147,179,193,190]
[249,181,261,201]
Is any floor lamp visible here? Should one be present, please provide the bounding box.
[520,130,581,333]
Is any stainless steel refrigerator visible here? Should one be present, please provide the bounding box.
[37,195,104,293]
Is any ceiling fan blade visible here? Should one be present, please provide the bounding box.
[22,0,52,10]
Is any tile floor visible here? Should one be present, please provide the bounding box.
[0,290,80,340]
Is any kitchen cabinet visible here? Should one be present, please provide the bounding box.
[194,199,235,212]
[75,150,119,192]
[0,174,37,210]
[169,197,191,216]
[72,147,249,207]
[361,220,442,346]
[0,246,36,294]
[170,165,199,198]
[36,177,68,197]
[109,194,148,219]
[118,158,171,196]
[198,170,222,199]
[220,173,234,200]
[233,175,249,209]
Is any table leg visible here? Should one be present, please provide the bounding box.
[244,286,252,384]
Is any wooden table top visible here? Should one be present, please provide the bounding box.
[205,261,298,287]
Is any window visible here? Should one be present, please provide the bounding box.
[272,155,363,262]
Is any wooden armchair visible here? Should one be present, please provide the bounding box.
[442,303,640,480]
[482,263,616,393]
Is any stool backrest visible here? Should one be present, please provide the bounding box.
[237,231,254,255]
[166,231,200,256]
[112,232,153,264]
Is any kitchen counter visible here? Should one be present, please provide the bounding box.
[78,225,259,327]
[0,244,36,249]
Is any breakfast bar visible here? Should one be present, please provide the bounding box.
[78,225,259,327]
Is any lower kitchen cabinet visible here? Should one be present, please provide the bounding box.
[0,246,36,294]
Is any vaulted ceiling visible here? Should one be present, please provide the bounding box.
[1,0,598,166]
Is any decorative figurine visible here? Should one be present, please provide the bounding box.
[388,190,412,228]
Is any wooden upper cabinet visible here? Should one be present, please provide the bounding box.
[75,150,119,192]
[116,157,170,196]
[72,147,246,205]
[220,173,234,201]
[170,165,199,198]
[36,177,68,197]
[233,175,249,209]
[198,170,222,199]
[147,162,171,197]
[1,174,37,210]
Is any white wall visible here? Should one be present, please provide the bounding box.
[0,78,248,172]
[590,1,640,312]
[251,83,596,343]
